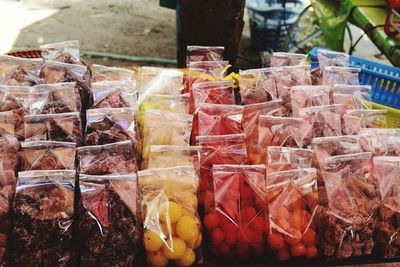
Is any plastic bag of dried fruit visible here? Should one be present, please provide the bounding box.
[76,173,141,267]
[270,52,307,67]
[0,111,19,139]
[90,80,137,109]
[0,132,19,171]
[188,61,229,86]
[148,145,201,171]
[317,50,349,70]
[266,146,315,174]
[360,128,400,156]
[0,55,43,86]
[91,64,135,82]
[85,108,139,147]
[24,112,83,144]
[8,170,75,267]
[40,40,82,65]
[320,152,378,260]
[372,156,400,258]
[140,94,190,115]
[322,66,360,86]
[342,109,388,135]
[290,85,332,117]
[332,85,372,110]
[196,134,249,210]
[266,168,319,261]
[238,68,278,105]
[197,104,243,136]
[34,82,82,114]
[20,141,76,171]
[186,46,224,66]
[139,166,202,267]
[203,164,266,261]
[243,100,285,164]
[77,140,138,175]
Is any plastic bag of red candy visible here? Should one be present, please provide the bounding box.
[91,64,135,82]
[266,146,315,174]
[332,85,372,110]
[322,66,360,86]
[290,85,332,117]
[197,104,243,136]
[0,55,42,86]
[40,40,82,65]
[270,52,307,67]
[91,80,138,109]
[186,46,224,66]
[360,128,400,156]
[266,168,319,261]
[342,109,388,135]
[203,164,266,261]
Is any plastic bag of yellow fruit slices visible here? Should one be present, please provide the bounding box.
[139,166,202,267]
[140,110,193,169]
[148,145,201,171]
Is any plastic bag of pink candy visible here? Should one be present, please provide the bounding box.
[290,85,332,117]
[270,52,307,67]
[197,104,243,136]
[0,55,43,86]
[317,50,350,70]
[342,109,388,135]
[322,66,360,86]
[332,85,371,110]
[360,128,400,156]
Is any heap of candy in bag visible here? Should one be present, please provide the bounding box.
[0,41,399,267]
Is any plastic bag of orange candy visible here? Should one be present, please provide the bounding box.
[203,164,267,262]
[266,168,319,262]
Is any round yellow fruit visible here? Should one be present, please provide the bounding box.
[175,248,196,267]
[160,201,183,224]
[144,230,164,252]
[162,237,187,260]
[147,250,168,267]
[181,208,193,217]
[176,216,198,242]
[160,222,176,238]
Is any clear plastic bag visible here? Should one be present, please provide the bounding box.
[91,80,138,109]
[190,81,235,113]
[267,146,315,174]
[291,85,332,117]
[332,85,372,110]
[76,173,141,267]
[188,61,228,86]
[40,40,81,64]
[322,66,360,86]
[24,112,83,144]
[317,50,349,70]
[139,166,202,267]
[140,93,189,114]
[0,111,17,138]
[243,100,285,164]
[8,170,75,267]
[85,108,139,147]
[0,55,43,86]
[204,164,266,261]
[320,152,377,260]
[77,140,138,175]
[270,52,307,67]
[266,168,319,261]
[197,104,243,136]
[91,64,135,82]
[343,109,388,135]
[186,46,224,65]
[148,145,201,170]
[20,141,76,171]
[0,132,19,171]
[372,156,400,258]
[360,128,400,156]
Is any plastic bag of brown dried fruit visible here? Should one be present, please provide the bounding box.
[7,170,75,267]
[85,108,139,147]
[203,164,266,262]
[91,64,135,82]
[76,173,141,267]
[139,166,202,267]
[40,40,82,65]
[372,156,400,258]
[0,132,19,171]
[290,85,332,117]
[20,141,76,171]
[0,55,43,86]
[238,68,278,105]
[34,82,82,114]
[266,146,315,174]
[188,61,228,86]
[24,112,83,144]
[91,80,138,109]
[0,111,18,139]
[197,104,243,136]
[342,109,388,135]
[186,46,224,66]
[243,100,285,164]
[360,128,400,156]
[77,140,138,175]
[270,52,307,67]
[322,66,360,86]
[266,168,319,262]
[332,85,372,110]
[320,152,378,260]
[148,145,201,171]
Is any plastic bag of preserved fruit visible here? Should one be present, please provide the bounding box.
[342,109,388,135]
[148,145,201,171]
[197,104,243,136]
[203,164,266,261]
[372,156,400,258]
[196,134,249,210]
[291,85,332,117]
[238,68,278,105]
[267,146,315,174]
[0,55,43,86]
[243,100,285,164]
[270,52,307,67]
[91,64,135,82]
[332,85,372,110]
[8,170,75,267]
[76,173,141,267]
[91,80,138,109]
[20,141,76,171]
[188,61,228,86]
[186,46,224,65]
[266,168,319,261]
[0,111,17,138]
[34,82,82,114]
[77,140,137,175]
[140,93,190,115]
[317,50,349,70]
[85,108,139,147]
[359,128,400,156]
[40,40,82,65]
[0,132,19,171]
[322,66,360,86]
[24,112,83,144]
[139,166,202,267]
[320,152,378,260]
